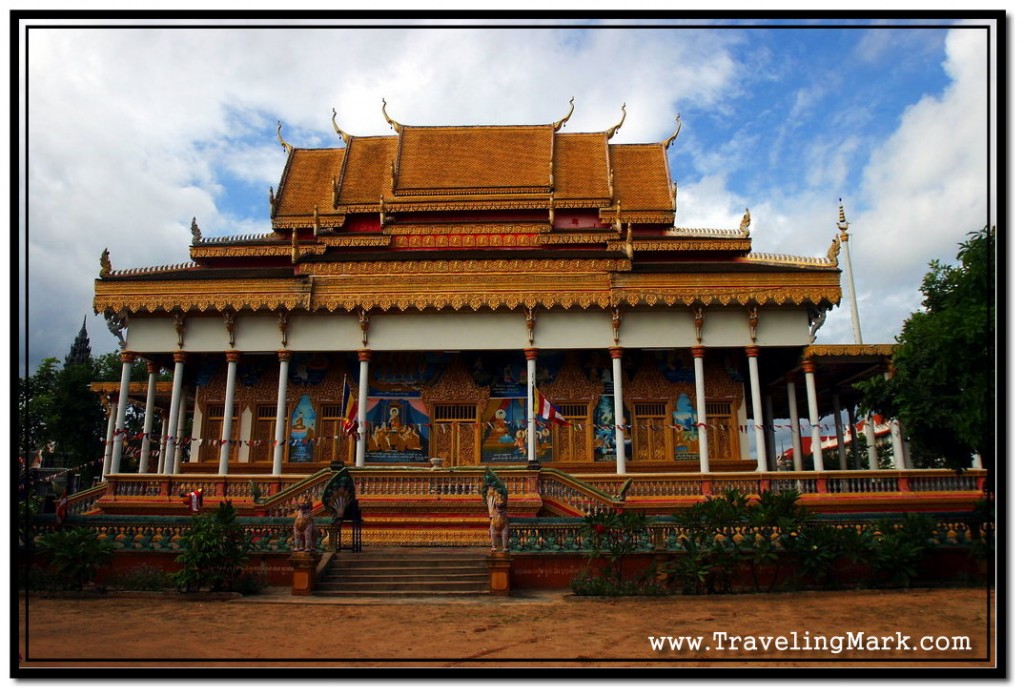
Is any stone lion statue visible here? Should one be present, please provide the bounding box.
[292,498,317,552]
[482,467,509,553]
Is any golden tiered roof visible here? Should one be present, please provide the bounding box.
[94,106,843,317]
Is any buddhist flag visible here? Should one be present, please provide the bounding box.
[534,388,569,425]
[341,377,358,434]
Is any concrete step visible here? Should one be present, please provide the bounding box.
[315,547,492,597]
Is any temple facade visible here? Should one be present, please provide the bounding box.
[93,102,899,482]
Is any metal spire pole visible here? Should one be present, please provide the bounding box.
[837,199,863,344]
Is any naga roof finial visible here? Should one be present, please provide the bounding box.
[332,107,352,146]
[276,121,293,154]
[99,248,111,278]
[604,103,627,139]
[553,97,575,132]
[739,208,751,235]
[662,114,682,149]
[381,98,402,133]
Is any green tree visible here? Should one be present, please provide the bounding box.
[858,227,996,474]
[172,502,251,593]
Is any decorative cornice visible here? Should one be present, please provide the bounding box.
[94,278,312,314]
[301,258,631,276]
[667,226,748,238]
[320,235,391,248]
[607,239,750,253]
[746,251,835,269]
[802,344,894,359]
[191,245,292,259]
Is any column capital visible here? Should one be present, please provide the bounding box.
[225,350,242,363]
[801,358,816,374]
[173,351,188,363]
[146,359,159,374]
[691,345,706,360]
[523,347,540,361]
[120,350,137,363]
[745,345,760,358]
[609,346,625,360]
[277,349,292,362]
[358,348,373,362]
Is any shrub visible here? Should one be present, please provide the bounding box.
[36,527,115,591]
[172,502,251,593]
[572,509,660,596]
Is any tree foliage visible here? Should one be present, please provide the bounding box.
[857,227,996,471]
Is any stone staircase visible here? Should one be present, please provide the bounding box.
[316,547,492,597]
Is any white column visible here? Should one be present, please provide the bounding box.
[746,346,768,473]
[764,393,776,471]
[803,359,825,472]
[272,350,290,476]
[156,411,169,474]
[218,351,240,475]
[138,361,158,474]
[863,413,880,470]
[355,349,371,467]
[173,387,189,474]
[610,347,627,475]
[101,402,116,480]
[164,352,186,475]
[832,394,848,470]
[846,404,861,470]
[692,346,710,474]
[786,377,803,471]
[884,370,907,470]
[110,352,135,475]
[525,348,538,462]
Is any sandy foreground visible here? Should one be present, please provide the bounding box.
[15,586,997,673]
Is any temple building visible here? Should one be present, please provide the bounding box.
[92,101,902,482]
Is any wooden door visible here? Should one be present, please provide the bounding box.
[432,404,477,467]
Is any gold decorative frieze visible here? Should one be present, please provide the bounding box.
[607,239,750,253]
[538,231,619,245]
[301,257,631,277]
[320,235,392,248]
[190,245,293,259]
[420,356,491,407]
[94,278,312,314]
[334,198,609,215]
[545,353,604,402]
[387,223,552,236]
[803,344,894,359]
[388,233,538,249]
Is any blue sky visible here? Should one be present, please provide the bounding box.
[17,16,998,375]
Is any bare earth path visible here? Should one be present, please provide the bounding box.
[17,586,996,671]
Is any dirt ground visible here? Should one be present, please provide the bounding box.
[15,585,997,673]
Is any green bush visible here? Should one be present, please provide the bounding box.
[172,502,251,593]
[572,509,660,596]
[36,527,115,591]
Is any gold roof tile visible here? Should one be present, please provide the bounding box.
[395,126,553,194]
[337,136,398,206]
[553,132,612,201]
[609,144,674,212]
[273,148,345,218]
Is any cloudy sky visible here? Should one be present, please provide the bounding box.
[17,15,998,375]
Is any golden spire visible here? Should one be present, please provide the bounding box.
[276,121,293,154]
[604,103,627,138]
[553,97,575,132]
[662,114,682,149]
[837,198,850,240]
[331,108,352,146]
[381,98,402,133]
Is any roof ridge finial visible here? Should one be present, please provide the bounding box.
[382,98,402,133]
[604,103,627,139]
[837,198,850,231]
[332,108,352,146]
[662,114,682,149]
[276,121,293,154]
[553,97,575,132]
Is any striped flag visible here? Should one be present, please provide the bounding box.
[341,377,358,434]
[534,388,569,425]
